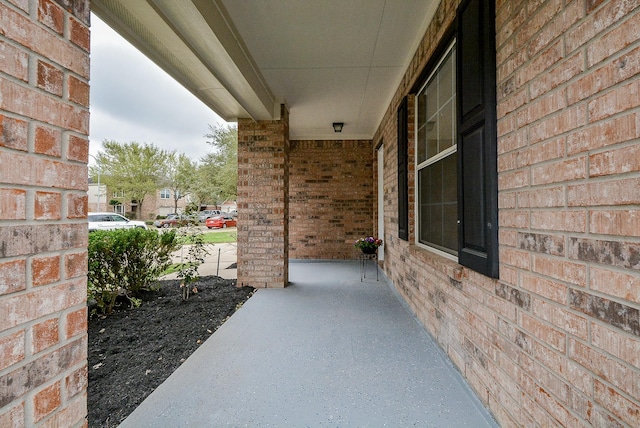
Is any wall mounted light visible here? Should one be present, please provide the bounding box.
[332,122,344,133]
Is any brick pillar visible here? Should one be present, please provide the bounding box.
[0,1,90,426]
[237,105,289,288]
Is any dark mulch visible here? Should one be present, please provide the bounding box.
[87,276,254,427]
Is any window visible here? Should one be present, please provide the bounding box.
[114,204,124,214]
[112,189,124,198]
[409,0,498,278]
[160,189,170,199]
[416,43,457,256]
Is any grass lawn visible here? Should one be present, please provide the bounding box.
[176,229,237,245]
[200,230,237,244]
[162,262,196,275]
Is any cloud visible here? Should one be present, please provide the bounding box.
[89,14,225,162]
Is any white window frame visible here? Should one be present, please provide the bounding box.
[160,188,171,199]
[415,40,458,262]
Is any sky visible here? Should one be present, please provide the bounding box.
[89,14,226,165]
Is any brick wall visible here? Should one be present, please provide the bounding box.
[237,105,289,288]
[377,0,640,426]
[289,140,375,259]
[0,0,89,426]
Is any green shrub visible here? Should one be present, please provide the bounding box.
[88,228,180,314]
[175,224,210,300]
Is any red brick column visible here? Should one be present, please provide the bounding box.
[0,1,90,426]
[237,105,289,288]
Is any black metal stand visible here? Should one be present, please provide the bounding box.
[360,252,378,282]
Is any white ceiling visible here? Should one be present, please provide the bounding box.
[91,0,439,140]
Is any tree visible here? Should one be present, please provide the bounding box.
[194,123,237,207]
[191,162,220,208]
[91,141,169,218]
[164,152,198,214]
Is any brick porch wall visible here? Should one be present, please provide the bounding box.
[237,105,289,288]
[376,0,640,426]
[289,140,375,260]
[0,1,89,426]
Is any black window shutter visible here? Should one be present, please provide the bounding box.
[397,97,409,241]
[457,0,499,278]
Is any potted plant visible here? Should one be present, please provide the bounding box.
[354,236,383,254]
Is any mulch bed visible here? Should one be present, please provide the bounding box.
[87,276,254,427]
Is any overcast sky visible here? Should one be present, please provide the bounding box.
[89,14,226,164]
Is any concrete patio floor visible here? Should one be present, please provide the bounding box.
[120,260,498,427]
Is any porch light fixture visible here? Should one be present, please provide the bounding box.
[332,122,344,132]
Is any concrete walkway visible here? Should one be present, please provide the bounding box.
[163,242,238,280]
[120,261,498,427]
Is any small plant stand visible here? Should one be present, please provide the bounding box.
[360,251,378,282]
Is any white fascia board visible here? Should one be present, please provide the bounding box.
[91,0,277,121]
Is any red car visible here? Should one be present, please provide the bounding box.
[205,214,237,229]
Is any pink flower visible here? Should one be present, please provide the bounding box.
[354,236,383,250]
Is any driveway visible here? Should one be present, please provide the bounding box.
[163,227,238,280]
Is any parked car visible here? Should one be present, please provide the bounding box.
[154,214,179,228]
[229,209,237,217]
[154,214,197,228]
[197,210,221,222]
[154,214,191,228]
[182,213,198,224]
[88,212,147,232]
[205,214,237,229]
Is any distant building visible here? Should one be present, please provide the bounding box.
[87,178,107,212]
[140,188,190,219]
[88,181,189,219]
[220,199,237,213]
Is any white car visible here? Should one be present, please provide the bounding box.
[88,212,148,232]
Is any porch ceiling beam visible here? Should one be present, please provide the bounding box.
[90,0,278,122]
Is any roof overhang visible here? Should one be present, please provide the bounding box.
[90,0,439,140]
